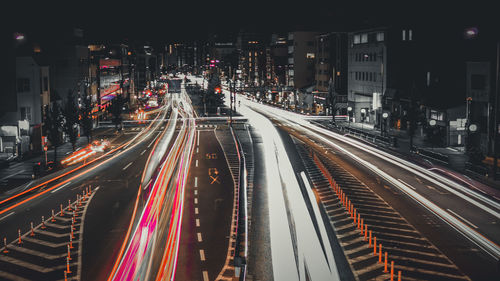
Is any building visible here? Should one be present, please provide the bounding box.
[286,31,320,89]
[314,32,348,116]
[236,31,266,87]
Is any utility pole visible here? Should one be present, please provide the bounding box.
[493,42,499,179]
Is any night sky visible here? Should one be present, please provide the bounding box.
[5,1,499,44]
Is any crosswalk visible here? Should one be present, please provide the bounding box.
[294,138,470,281]
[0,186,98,281]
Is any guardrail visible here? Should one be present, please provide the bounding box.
[229,126,248,280]
[338,125,398,147]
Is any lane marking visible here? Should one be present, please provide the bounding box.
[194,198,198,204]
[197,232,202,242]
[197,131,200,146]
[397,178,416,190]
[196,147,199,153]
[194,190,198,195]
[141,150,146,155]
[0,212,15,222]
[50,182,71,194]
[195,207,199,214]
[447,209,479,229]
[199,249,205,261]
[194,177,198,187]
[196,219,200,227]
[203,271,209,281]
[195,160,198,167]
[123,162,133,170]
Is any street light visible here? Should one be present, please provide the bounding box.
[347,106,352,127]
[382,112,389,137]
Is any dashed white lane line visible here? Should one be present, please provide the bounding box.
[50,182,72,193]
[197,232,203,242]
[0,212,15,222]
[397,178,416,190]
[196,219,200,227]
[195,207,199,215]
[123,162,133,170]
[203,271,209,281]
[194,198,198,204]
[199,249,205,261]
[194,177,198,188]
[195,159,198,167]
[147,134,158,148]
[447,209,479,229]
[196,147,199,153]
[141,150,146,155]
[194,190,198,195]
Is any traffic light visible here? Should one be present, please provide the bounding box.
[215,86,222,94]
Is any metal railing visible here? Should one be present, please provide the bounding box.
[338,125,398,147]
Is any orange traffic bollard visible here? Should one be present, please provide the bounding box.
[41,216,46,229]
[353,209,357,224]
[398,270,401,281]
[30,222,35,237]
[3,237,8,253]
[379,244,382,263]
[67,244,72,260]
[390,261,394,281]
[373,237,377,255]
[17,229,22,245]
[70,227,75,239]
[68,200,72,211]
[51,209,56,222]
[64,270,68,281]
[60,204,64,216]
[369,230,372,246]
[66,256,72,273]
[384,252,388,272]
[357,213,361,229]
[364,225,368,241]
[69,233,74,249]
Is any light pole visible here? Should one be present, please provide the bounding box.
[347,106,352,128]
[382,112,389,137]
[429,119,437,151]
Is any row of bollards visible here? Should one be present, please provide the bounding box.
[1,184,93,280]
[313,154,402,281]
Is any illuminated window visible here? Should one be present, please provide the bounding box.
[409,29,413,41]
[306,53,315,59]
[361,34,368,43]
[402,30,406,41]
[353,35,360,44]
[376,32,384,41]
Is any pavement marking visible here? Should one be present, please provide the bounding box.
[447,209,479,229]
[194,190,198,195]
[197,232,203,242]
[203,271,209,281]
[195,207,199,214]
[197,131,200,146]
[194,177,198,187]
[147,136,157,148]
[0,169,25,181]
[199,249,206,261]
[50,181,72,193]
[194,198,198,204]
[141,150,146,155]
[196,219,200,227]
[397,178,416,190]
[196,147,199,153]
[0,212,15,222]
[123,162,133,170]
[196,159,198,167]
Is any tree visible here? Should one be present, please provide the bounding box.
[63,91,79,151]
[45,102,63,162]
[109,95,125,131]
[80,94,94,144]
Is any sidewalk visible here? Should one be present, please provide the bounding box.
[330,121,500,189]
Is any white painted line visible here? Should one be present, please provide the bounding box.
[197,232,203,242]
[0,170,25,181]
[141,150,146,155]
[194,190,198,195]
[0,212,15,222]
[196,219,200,227]
[147,137,156,148]
[197,131,200,146]
[447,209,479,229]
[195,207,199,214]
[123,162,133,170]
[202,271,209,281]
[195,159,198,167]
[194,177,198,187]
[50,182,71,193]
[194,198,198,204]
[200,249,205,261]
[196,147,199,153]
[397,178,416,190]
